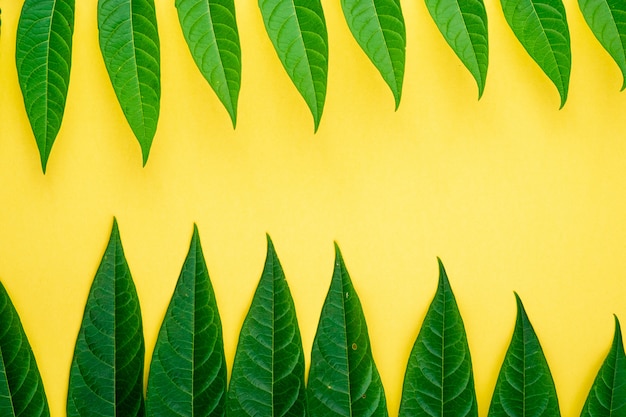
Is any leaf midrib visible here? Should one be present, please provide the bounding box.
[288,1,317,116]
[127,0,147,139]
[440,284,446,416]
[0,347,17,417]
[370,0,400,92]
[339,268,354,417]
[43,0,59,152]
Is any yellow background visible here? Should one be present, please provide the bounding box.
[1,0,625,415]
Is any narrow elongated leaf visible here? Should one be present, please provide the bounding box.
[258,0,329,131]
[488,293,560,417]
[341,0,406,108]
[176,0,241,127]
[146,225,227,417]
[0,282,49,417]
[98,0,161,165]
[425,0,489,98]
[67,219,145,417]
[226,235,306,417]
[307,243,388,417]
[398,259,478,417]
[501,0,571,107]
[16,0,75,173]
[579,0,626,90]
[581,315,626,416]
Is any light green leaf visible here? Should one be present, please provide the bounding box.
[258,0,329,131]
[226,235,306,417]
[341,0,406,108]
[488,293,561,417]
[578,0,626,90]
[398,259,478,417]
[175,0,241,127]
[98,0,161,165]
[425,0,489,98]
[15,0,75,173]
[67,219,145,417]
[307,243,388,417]
[0,281,49,417]
[146,225,227,417]
[581,315,626,416]
[501,0,571,107]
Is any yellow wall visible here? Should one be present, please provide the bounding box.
[1,0,625,416]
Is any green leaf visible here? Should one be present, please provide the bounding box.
[226,235,306,417]
[425,0,489,98]
[578,0,626,90]
[488,293,561,417]
[580,315,626,416]
[98,0,161,165]
[258,0,329,131]
[500,0,571,107]
[175,0,242,127]
[307,243,388,417]
[0,281,50,417]
[341,0,406,108]
[146,225,227,417]
[15,0,75,173]
[398,259,478,417]
[67,219,145,417]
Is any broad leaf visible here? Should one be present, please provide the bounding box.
[226,235,306,416]
[425,0,489,98]
[341,0,406,108]
[398,259,478,417]
[0,281,49,417]
[578,0,626,90]
[258,0,329,131]
[580,315,626,416]
[67,219,145,417]
[15,0,75,173]
[488,293,560,417]
[175,0,242,127]
[146,225,227,417]
[98,0,161,165]
[500,0,571,107]
[307,243,388,417]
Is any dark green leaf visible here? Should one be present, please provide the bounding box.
[580,315,626,416]
[175,0,241,127]
[398,259,478,417]
[226,235,306,417]
[488,293,561,417]
[307,243,388,417]
[425,0,489,98]
[146,225,227,417]
[0,281,49,417]
[500,0,571,107]
[578,0,626,90]
[258,0,329,131]
[341,0,406,108]
[15,0,75,173]
[98,0,161,165]
[67,219,145,417]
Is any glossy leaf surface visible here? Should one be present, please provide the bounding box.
[341,0,406,108]
[98,0,161,165]
[398,259,478,417]
[175,0,241,126]
[15,0,75,173]
[581,316,626,416]
[226,235,306,416]
[501,0,571,107]
[258,0,329,131]
[425,0,489,98]
[0,282,49,417]
[146,225,227,417]
[67,220,145,417]
[307,243,388,417]
[579,0,626,90]
[488,294,560,417]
